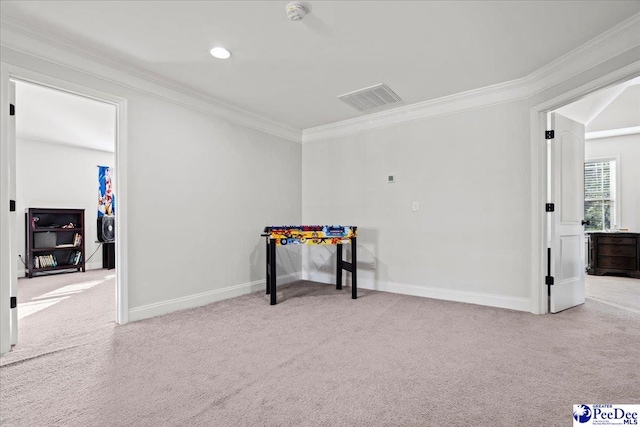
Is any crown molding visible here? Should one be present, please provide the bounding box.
[523,13,640,97]
[303,13,640,143]
[0,15,302,143]
[16,135,116,154]
[586,126,640,140]
[1,11,638,146]
[302,77,529,143]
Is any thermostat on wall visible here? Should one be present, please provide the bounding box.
[388,175,395,183]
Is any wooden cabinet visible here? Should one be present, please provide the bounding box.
[587,232,640,279]
[25,208,85,278]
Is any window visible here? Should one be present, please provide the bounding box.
[584,160,617,231]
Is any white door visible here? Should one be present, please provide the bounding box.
[9,80,17,345]
[549,113,586,313]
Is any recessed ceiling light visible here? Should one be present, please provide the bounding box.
[210,47,231,60]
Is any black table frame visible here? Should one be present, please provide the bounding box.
[103,242,115,270]
[263,230,357,305]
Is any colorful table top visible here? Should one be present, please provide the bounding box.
[263,225,357,245]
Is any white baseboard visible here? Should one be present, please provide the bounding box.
[306,271,531,312]
[84,261,103,271]
[128,272,302,322]
[128,268,531,323]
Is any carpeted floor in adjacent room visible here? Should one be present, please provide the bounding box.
[1,273,639,426]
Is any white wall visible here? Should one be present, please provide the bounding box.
[126,94,302,313]
[1,32,638,321]
[585,133,640,232]
[302,45,640,313]
[16,138,115,277]
[302,101,532,309]
[2,46,302,320]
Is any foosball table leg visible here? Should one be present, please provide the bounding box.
[270,239,277,305]
[265,237,270,295]
[352,236,357,299]
[336,243,343,290]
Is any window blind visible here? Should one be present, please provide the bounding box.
[584,160,616,231]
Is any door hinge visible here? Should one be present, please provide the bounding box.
[545,130,554,139]
[10,297,17,309]
[545,276,554,286]
[10,200,15,212]
[10,104,15,116]
[545,203,555,212]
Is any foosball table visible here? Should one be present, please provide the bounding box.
[262,225,358,305]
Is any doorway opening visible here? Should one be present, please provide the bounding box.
[14,80,117,354]
[530,65,640,315]
[553,76,640,314]
[0,64,129,355]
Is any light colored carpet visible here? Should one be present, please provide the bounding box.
[9,269,116,361]
[1,277,639,427]
[585,274,640,313]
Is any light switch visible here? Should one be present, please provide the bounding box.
[412,201,419,211]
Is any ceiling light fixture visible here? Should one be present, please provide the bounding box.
[210,47,231,60]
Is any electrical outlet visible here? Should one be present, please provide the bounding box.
[412,201,419,211]
[369,261,376,269]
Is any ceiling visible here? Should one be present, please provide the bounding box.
[16,81,116,152]
[555,76,640,131]
[2,1,639,130]
[587,84,640,132]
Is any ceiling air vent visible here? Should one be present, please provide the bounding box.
[338,83,403,113]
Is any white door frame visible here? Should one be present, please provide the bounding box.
[529,60,640,315]
[0,63,129,355]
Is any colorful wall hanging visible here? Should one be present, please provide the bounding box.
[98,166,115,218]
